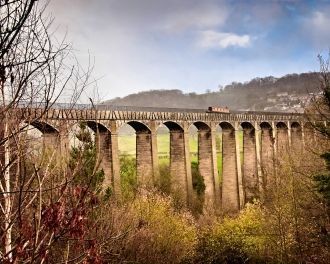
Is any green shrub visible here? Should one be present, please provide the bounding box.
[190,161,205,215]
[194,202,268,263]
[191,161,206,196]
[69,127,104,192]
[314,151,330,204]
[120,154,137,200]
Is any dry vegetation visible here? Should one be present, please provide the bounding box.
[1,1,329,263]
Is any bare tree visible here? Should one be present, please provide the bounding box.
[315,54,330,137]
[0,1,97,262]
[304,54,330,137]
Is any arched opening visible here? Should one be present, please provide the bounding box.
[276,121,288,129]
[16,123,50,184]
[69,122,95,149]
[315,121,327,138]
[30,121,59,134]
[241,122,254,131]
[127,121,151,133]
[303,122,315,145]
[158,121,186,198]
[214,125,222,180]
[291,122,301,130]
[188,121,214,210]
[69,121,111,192]
[241,122,258,203]
[119,121,153,189]
[276,122,288,152]
[84,121,112,162]
[163,121,184,132]
[21,122,44,156]
[70,121,110,148]
[291,122,302,149]
[29,121,59,147]
[85,121,109,133]
[118,124,136,156]
[118,123,137,197]
[304,122,314,131]
[155,123,170,193]
[259,122,274,187]
[219,121,239,212]
[260,122,272,130]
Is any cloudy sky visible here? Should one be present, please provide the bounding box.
[48,0,330,100]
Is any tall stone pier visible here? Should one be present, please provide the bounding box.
[242,122,258,203]
[196,122,215,207]
[168,124,187,201]
[136,131,153,185]
[260,122,274,186]
[221,122,239,212]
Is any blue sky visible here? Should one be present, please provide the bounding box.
[48,0,330,100]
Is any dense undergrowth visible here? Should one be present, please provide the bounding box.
[82,141,330,264]
[3,125,327,263]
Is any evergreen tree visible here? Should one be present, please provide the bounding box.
[313,54,330,205]
[69,123,105,193]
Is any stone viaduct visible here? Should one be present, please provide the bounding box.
[15,106,315,212]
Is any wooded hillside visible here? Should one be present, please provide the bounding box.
[105,72,320,112]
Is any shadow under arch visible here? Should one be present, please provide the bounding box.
[276,121,288,129]
[85,121,110,133]
[260,121,272,130]
[303,122,315,145]
[241,121,255,131]
[29,121,58,134]
[127,121,151,133]
[304,122,314,130]
[18,123,44,155]
[291,121,302,130]
[192,121,210,131]
[276,121,289,152]
[163,121,184,132]
[219,121,235,131]
[27,121,61,152]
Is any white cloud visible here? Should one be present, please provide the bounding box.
[197,30,251,49]
[310,11,330,33]
[163,4,228,33]
[302,10,330,49]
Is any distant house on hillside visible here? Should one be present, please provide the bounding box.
[267,98,276,103]
[276,92,288,97]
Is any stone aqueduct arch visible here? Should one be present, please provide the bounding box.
[19,108,313,211]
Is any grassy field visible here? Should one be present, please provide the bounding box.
[118,133,199,156]
[118,132,243,172]
[118,134,136,155]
